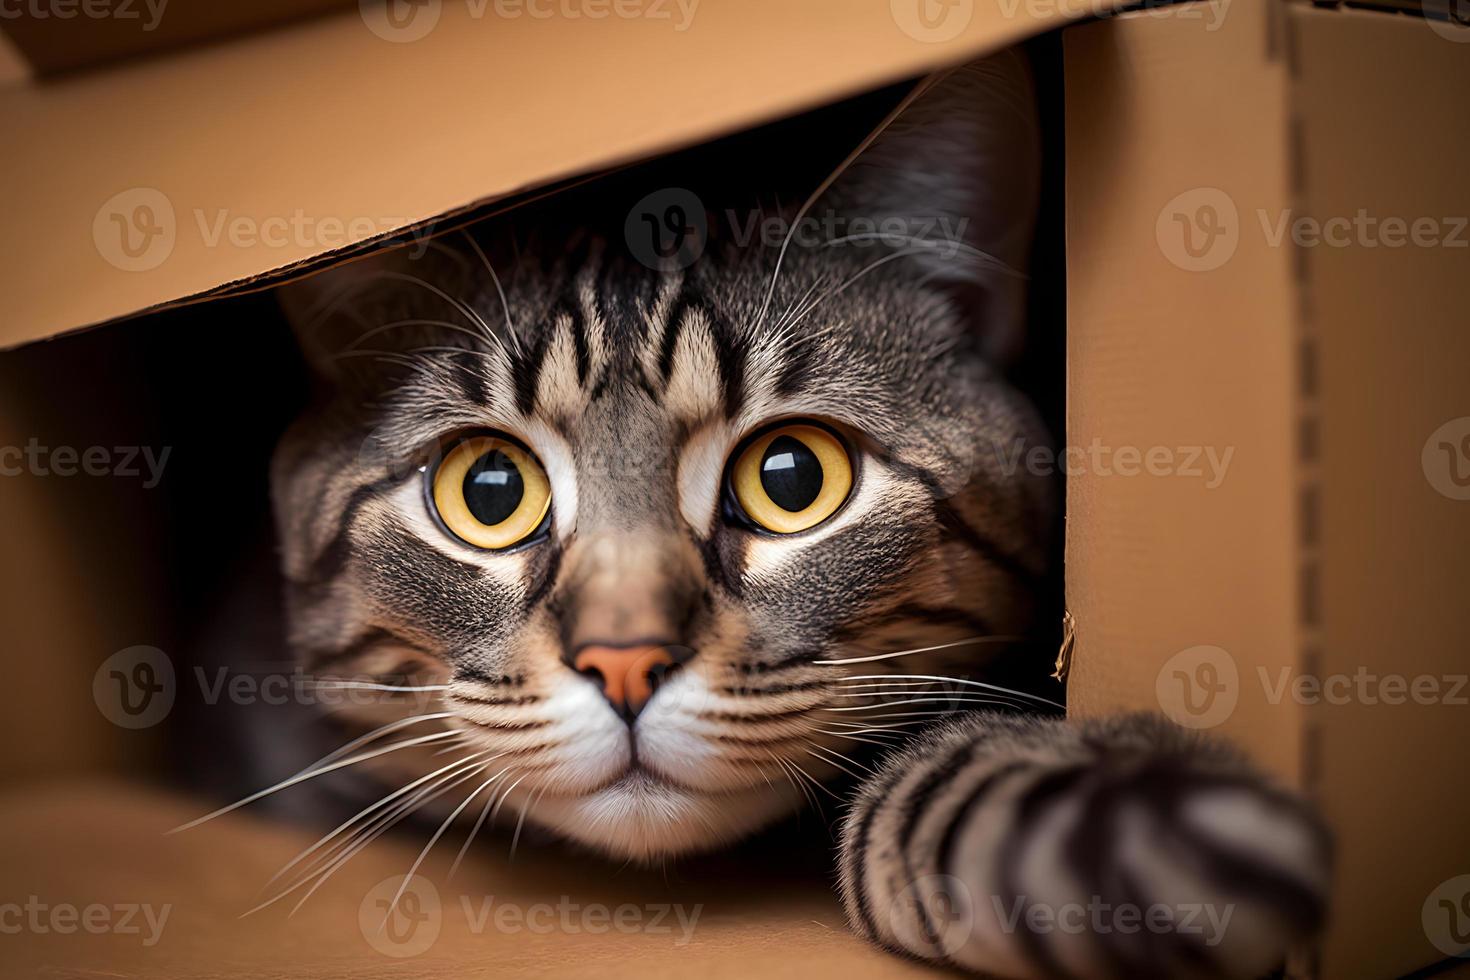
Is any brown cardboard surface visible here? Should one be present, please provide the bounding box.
[0,0,1113,351]
[1,0,353,75]
[1064,0,1303,782]
[0,27,27,83]
[0,779,930,979]
[1067,3,1470,977]
[1288,6,1470,977]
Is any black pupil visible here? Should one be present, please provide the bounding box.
[462,449,525,526]
[760,434,824,512]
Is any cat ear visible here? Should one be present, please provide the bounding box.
[275,244,461,386]
[824,50,1040,365]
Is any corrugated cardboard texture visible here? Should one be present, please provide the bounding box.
[1064,0,1303,782]
[0,0,1113,350]
[1288,6,1470,977]
[1068,3,1470,977]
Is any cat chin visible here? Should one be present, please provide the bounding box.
[526,770,798,862]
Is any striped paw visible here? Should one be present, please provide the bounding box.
[838,712,1331,980]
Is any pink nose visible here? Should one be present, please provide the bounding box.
[571,645,680,719]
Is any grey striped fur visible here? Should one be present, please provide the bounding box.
[267,51,1330,978]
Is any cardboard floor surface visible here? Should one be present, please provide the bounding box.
[0,779,925,978]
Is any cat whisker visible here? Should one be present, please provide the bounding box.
[309,711,457,769]
[283,761,493,918]
[339,318,489,354]
[838,674,1064,710]
[819,709,957,723]
[459,229,524,356]
[812,635,1032,666]
[822,696,1033,712]
[489,771,533,831]
[820,719,920,732]
[810,728,904,749]
[378,760,510,930]
[262,751,494,893]
[449,765,517,879]
[753,73,943,331]
[245,756,488,917]
[170,729,464,833]
[819,233,1019,276]
[306,680,450,693]
[776,245,943,342]
[802,743,876,780]
[764,751,817,812]
[329,348,424,370]
[371,271,512,362]
[509,784,550,864]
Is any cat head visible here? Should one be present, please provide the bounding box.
[270,53,1053,860]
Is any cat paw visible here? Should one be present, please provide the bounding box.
[839,712,1332,979]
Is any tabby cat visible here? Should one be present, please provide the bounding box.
[261,51,1330,979]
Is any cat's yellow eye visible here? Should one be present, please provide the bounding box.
[730,423,854,534]
[431,435,551,550]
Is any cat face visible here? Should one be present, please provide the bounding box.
[271,55,1053,860]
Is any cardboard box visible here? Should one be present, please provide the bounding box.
[2,2,1466,977]
[1065,4,1470,976]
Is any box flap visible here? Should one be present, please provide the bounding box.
[0,0,1113,350]
[0,0,353,76]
